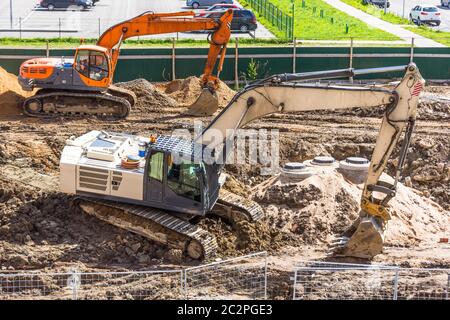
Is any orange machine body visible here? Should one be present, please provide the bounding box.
[18,10,233,93]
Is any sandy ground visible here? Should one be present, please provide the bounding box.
[0,67,449,299]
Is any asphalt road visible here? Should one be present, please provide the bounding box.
[0,0,274,39]
[387,0,450,32]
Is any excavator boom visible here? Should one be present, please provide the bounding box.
[97,10,233,116]
[199,63,424,258]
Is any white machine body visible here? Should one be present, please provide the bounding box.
[60,130,149,201]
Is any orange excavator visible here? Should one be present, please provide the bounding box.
[18,10,233,118]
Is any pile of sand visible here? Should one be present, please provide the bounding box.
[116,79,179,112]
[0,66,31,116]
[254,170,450,248]
[157,76,236,109]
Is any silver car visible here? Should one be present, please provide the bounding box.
[186,0,233,9]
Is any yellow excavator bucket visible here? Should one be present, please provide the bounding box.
[185,88,219,116]
[329,214,385,259]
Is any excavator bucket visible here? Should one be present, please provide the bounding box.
[185,88,219,116]
[329,213,385,259]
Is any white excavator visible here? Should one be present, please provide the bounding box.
[59,63,424,260]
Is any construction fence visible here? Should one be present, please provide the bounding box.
[0,45,449,85]
[293,261,450,300]
[242,0,294,40]
[0,252,267,300]
[1,253,449,300]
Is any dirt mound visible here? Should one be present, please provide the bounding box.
[157,76,236,108]
[197,218,291,257]
[398,137,449,210]
[0,66,31,115]
[254,170,450,249]
[116,79,179,113]
[0,180,173,270]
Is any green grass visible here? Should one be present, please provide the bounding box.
[405,26,450,47]
[341,0,411,25]
[0,37,292,48]
[240,0,400,40]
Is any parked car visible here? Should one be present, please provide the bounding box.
[195,3,243,17]
[40,0,93,10]
[410,5,441,26]
[441,0,449,7]
[186,0,233,9]
[205,9,257,32]
[363,0,390,8]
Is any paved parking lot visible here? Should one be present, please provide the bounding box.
[384,0,450,32]
[0,0,274,39]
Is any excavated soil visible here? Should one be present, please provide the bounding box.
[116,76,236,117]
[117,79,179,112]
[255,171,449,248]
[0,67,34,116]
[0,71,449,299]
[155,76,236,109]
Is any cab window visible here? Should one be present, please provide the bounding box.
[75,50,109,81]
[167,155,201,202]
[89,51,108,81]
[75,50,89,78]
[148,151,164,182]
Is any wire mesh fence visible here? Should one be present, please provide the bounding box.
[396,268,450,300]
[293,261,450,300]
[0,269,184,300]
[184,251,268,300]
[0,252,267,300]
[243,0,293,39]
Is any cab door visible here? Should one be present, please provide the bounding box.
[144,150,165,202]
[73,49,110,89]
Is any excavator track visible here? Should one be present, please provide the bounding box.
[22,90,131,119]
[75,190,263,261]
[76,197,218,260]
[217,189,264,221]
[108,85,138,107]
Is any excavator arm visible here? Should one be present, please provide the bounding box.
[97,10,233,116]
[199,63,424,258]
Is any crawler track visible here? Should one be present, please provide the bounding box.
[76,190,264,261]
[22,87,136,119]
[77,198,218,260]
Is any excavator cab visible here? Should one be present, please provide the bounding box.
[143,142,219,216]
[73,45,112,88]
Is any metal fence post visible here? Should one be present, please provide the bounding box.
[98,18,101,37]
[264,252,268,300]
[235,37,239,90]
[292,269,298,300]
[291,2,295,41]
[184,269,188,300]
[172,37,176,80]
[180,270,184,300]
[46,40,49,58]
[19,17,22,40]
[59,18,62,39]
[349,37,354,83]
[68,268,80,300]
[393,269,399,300]
[292,38,296,73]
[410,38,415,62]
[446,273,449,300]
